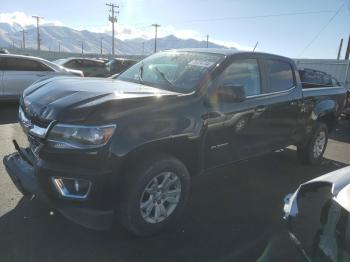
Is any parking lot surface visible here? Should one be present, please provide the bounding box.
[0,102,349,262]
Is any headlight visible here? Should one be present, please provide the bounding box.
[47,124,116,149]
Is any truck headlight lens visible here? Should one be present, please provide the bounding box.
[47,124,116,149]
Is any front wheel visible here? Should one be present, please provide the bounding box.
[297,122,328,165]
[119,155,190,236]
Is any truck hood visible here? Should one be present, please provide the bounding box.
[21,76,181,124]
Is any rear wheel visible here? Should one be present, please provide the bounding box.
[297,122,328,165]
[119,155,190,236]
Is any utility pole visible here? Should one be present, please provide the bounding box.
[106,3,119,56]
[21,29,27,49]
[12,40,15,48]
[345,34,350,60]
[32,15,43,51]
[152,24,160,53]
[58,42,61,53]
[81,41,84,55]
[142,42,145,56]
[337,39,343,60]
[206,35,209,48]
[100,37,103,55]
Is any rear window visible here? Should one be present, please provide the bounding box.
[266,59,294,93]
[81,60,104,67]
[3,57,52,71]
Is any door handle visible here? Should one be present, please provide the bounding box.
[290,100,304,106]
[36,74,46,77]
[254,105,267,113]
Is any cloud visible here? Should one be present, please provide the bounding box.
[209,39,252,51]
[0,11,64,28]
[0,11,249,49]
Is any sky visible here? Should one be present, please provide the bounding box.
[0,0,349,58]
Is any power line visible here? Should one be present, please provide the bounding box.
[172,10,347,24]
[152,24,160,53]
[298,1,347,57]
[32,15,43,51]
[116,9,346,29]
[106,3,119,56]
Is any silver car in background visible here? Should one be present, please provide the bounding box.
[0,54,83,101]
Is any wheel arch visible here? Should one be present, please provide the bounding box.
[312,99,338,131]
[119,137,203,179]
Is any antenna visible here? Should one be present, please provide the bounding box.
[253,41,258,52]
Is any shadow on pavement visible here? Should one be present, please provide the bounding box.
[329,119,350,143]
[0,149,347,262]
[0,102,19,125]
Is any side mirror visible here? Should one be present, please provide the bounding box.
[218,84,246,102]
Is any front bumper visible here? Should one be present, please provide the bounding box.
[3,149,115,230]
[4,152,40,197]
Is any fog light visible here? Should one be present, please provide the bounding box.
[52,177,91,200]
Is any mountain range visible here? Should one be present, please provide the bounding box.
[0,22,234,55]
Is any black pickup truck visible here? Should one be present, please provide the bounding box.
[3,49,347,236]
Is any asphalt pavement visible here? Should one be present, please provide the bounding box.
[0,102,349,262]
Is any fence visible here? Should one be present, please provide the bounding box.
[5,47,145,61]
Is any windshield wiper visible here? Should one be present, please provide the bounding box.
[153,66,176,89]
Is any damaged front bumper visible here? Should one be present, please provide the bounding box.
[3,144,115,230]
[4,152,40,197]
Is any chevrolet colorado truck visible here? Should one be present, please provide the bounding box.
[3,49,347,236]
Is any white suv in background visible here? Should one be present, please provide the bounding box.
[0,54,83,101]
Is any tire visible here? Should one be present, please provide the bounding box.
[297,122,328,165]
[119,155,190,236]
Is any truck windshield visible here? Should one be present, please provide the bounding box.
[118,51,223,93]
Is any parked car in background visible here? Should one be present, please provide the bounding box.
[106,58,138,76]
[299,68,349,124]
[0,48,9,54]
[299,68,342,88]
[54,57,109,77]
[343,89,350,124]
[3,49,346,236]
[0,54,83,101]
[284,166,350,262]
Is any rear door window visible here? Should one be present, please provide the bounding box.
[265,59,294,93]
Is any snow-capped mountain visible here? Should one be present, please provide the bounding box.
[0,23,235,55]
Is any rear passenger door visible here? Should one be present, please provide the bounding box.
[261,56,302,148]
[2,57,54,98]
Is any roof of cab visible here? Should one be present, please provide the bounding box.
[163,48,293,62]
[164,48,241,56]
